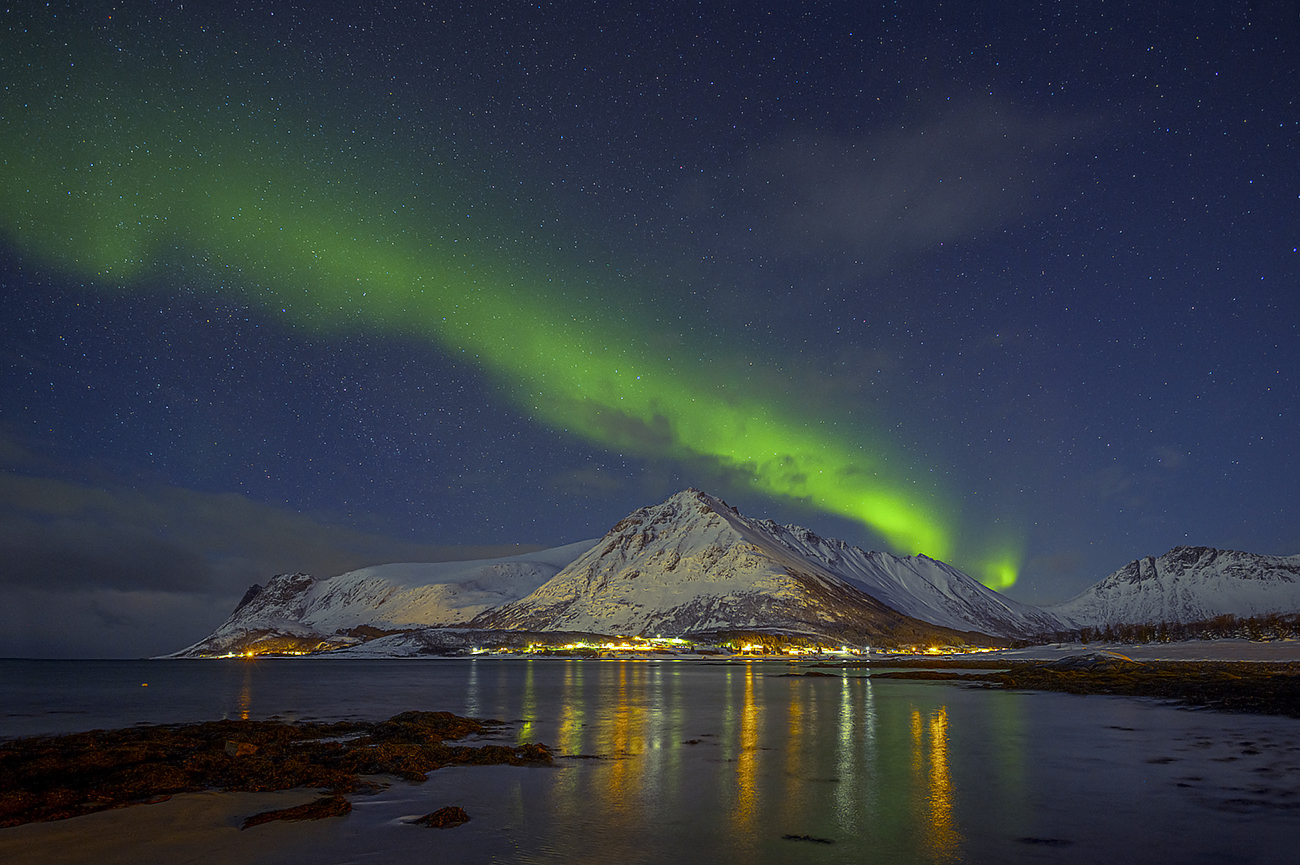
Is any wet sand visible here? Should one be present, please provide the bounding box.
[0,788,331,865]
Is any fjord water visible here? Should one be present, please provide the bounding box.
[2,658,1298,864]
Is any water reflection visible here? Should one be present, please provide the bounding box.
[549,660,585,852]
[834,675,878,834]
[464,657,480,718]
[517,659,537,744]
[911,704,962,862]
[11,659,1277,864]
[415,662,1035,862]
[596,662,649,861]
[733,662,760,835]
[237,661,253,720]
[555,659,584,756]
[782,676,806,831]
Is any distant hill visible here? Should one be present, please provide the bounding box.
[1047,546,1300,628]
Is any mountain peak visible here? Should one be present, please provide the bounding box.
[474,488,1056,640]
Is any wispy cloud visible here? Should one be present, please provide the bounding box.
[721,101,1089,268]
[0,441,540,657]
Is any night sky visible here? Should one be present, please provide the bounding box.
[2,1,1296,658]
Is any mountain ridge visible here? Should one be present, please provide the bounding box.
[169,489,1300,658]
[473,488,1054,641]
[169,541,595,656]
[1047,545,1300,628]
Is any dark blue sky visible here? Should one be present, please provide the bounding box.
[1,1,1296,657]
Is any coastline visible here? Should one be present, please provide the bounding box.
[4,655,1300,864]
[964,638,1300,663]
[855,655,1300,719]
[0,711,550,829]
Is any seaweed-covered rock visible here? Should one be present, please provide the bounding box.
[1037,653,1143,672]
[413,805,471,828]
[0,712,549,828]
[242,794,351,829]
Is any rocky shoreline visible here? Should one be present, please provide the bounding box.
[0,711,551,829]
[859,655,1300,717]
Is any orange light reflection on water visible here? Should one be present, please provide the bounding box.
[734,661,760,831]
[602,661,645,812]
[237,662,253,721]
[910,705,962,862]
[516,659,537,744]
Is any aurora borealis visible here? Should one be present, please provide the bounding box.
[1,2,1296,656]
[2,7,957,558]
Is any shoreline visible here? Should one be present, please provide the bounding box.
[5,657,1300,864]
[0,711,550,830]
[860,656,1300,719]
[155,636,1300,664]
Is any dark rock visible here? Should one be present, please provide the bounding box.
[232,584,263,615]
[0,711,550,828]
[1037,653,1143,672]
[242,794,351,829]
[413,805,470,828]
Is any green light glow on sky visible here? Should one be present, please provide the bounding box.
[975,544,1024,592]
[0,29,1020,583]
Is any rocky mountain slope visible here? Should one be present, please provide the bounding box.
[473,489,1057,641]
[1047,546,1300,628]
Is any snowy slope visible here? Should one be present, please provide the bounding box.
[474,489,1049,640]
[1047,546,1300,628]
[170,541,596,656]
[297,541,595,632]
[738,517,1062,637]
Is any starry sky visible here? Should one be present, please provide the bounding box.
[2,1,1297,658]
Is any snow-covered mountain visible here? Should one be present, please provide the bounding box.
[1047,546,1300,628]
[172,487,1077,656]
[752,520,1062,638]
[473,489,1058,640]
[169,541,596,657]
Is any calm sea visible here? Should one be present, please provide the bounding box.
[2,657,1298,864]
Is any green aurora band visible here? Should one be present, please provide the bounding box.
[0,24,1021,588]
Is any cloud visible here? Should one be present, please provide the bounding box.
[556,401,677,453]
[1080,445,1190,511]
[0,461,542,657]
[0,471,538,589]
[730,101,1086,266]
[0,434,35,468]
[0,586,229,659]
[0,519,216,592]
